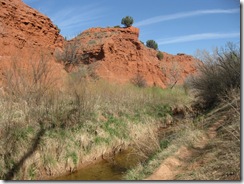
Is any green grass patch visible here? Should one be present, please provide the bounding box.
[43,154,56,167]
[103,115,128,139]
[28,164,37,180]
[12,126,34,142]
[148,104,172,118]
[160,139,170,149]
[94,136,110,145]
[66,152,78,166]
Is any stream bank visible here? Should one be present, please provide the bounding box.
[51,105,189,180]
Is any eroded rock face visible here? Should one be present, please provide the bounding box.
[0,0,65,87]
[0,0,64,55]
[67,27,200,88]
[0,0,200,89]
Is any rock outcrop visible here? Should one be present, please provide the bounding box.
[0,0,63,55]
[0,0,200,89]
[0,0,65,87]
[66,26,200,88]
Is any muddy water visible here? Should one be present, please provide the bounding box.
[54,147,145,180]
[53,122,178,181]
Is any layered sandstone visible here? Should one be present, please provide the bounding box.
[0,0,63,55]
[0,0,65,87]
[0,0,200,89]
[67,27,200,88]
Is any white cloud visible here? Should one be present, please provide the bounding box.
[134,8,239,27]
[158,32,240,45]
[51,3,106,30]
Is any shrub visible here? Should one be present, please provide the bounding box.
[114,25,121,28]
[88,40,96,45]
[121,16,134,27]
[146,40,158,50]
[187,42,240,109]
[4,54,57,104]
[157,51,163,60]
[131,73,147,88]
[55,25,61,33]
[55,39,81,70]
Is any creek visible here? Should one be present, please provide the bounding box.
[53,147,146,180]
[53,119,181,180]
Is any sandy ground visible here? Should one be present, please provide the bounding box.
[146,116,226,180]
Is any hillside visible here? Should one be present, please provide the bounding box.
[62,27,200,88]
[0,0,201,89]
[0,0,63,54]
[0,0,65,87]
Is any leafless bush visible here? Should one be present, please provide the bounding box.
[161,60,182,89]
[187,42,240,109]
[131,73,147,88]
[55,39,81,69]
[3,54,57,105]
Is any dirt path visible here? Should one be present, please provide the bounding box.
[146,115,226,180]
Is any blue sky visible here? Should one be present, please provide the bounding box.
[23,0,240,55]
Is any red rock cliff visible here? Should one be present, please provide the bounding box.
[0,0,65,87]
[0,0,63,55]
[67,26,200,88]
[0,0,200,89]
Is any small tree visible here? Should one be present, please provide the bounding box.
[55,24,61,33]
[146,40,158,50]
[121,16,134,27]
[161,60,182,89]
[168,61,181,89]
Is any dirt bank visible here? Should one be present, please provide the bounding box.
[146,110,236,180]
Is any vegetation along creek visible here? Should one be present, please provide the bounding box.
[0,0,240,181]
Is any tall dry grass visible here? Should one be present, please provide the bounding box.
[0,55,190,180]
[124,42,240,180]
[177,43,241,180]
[175,89,240,180]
